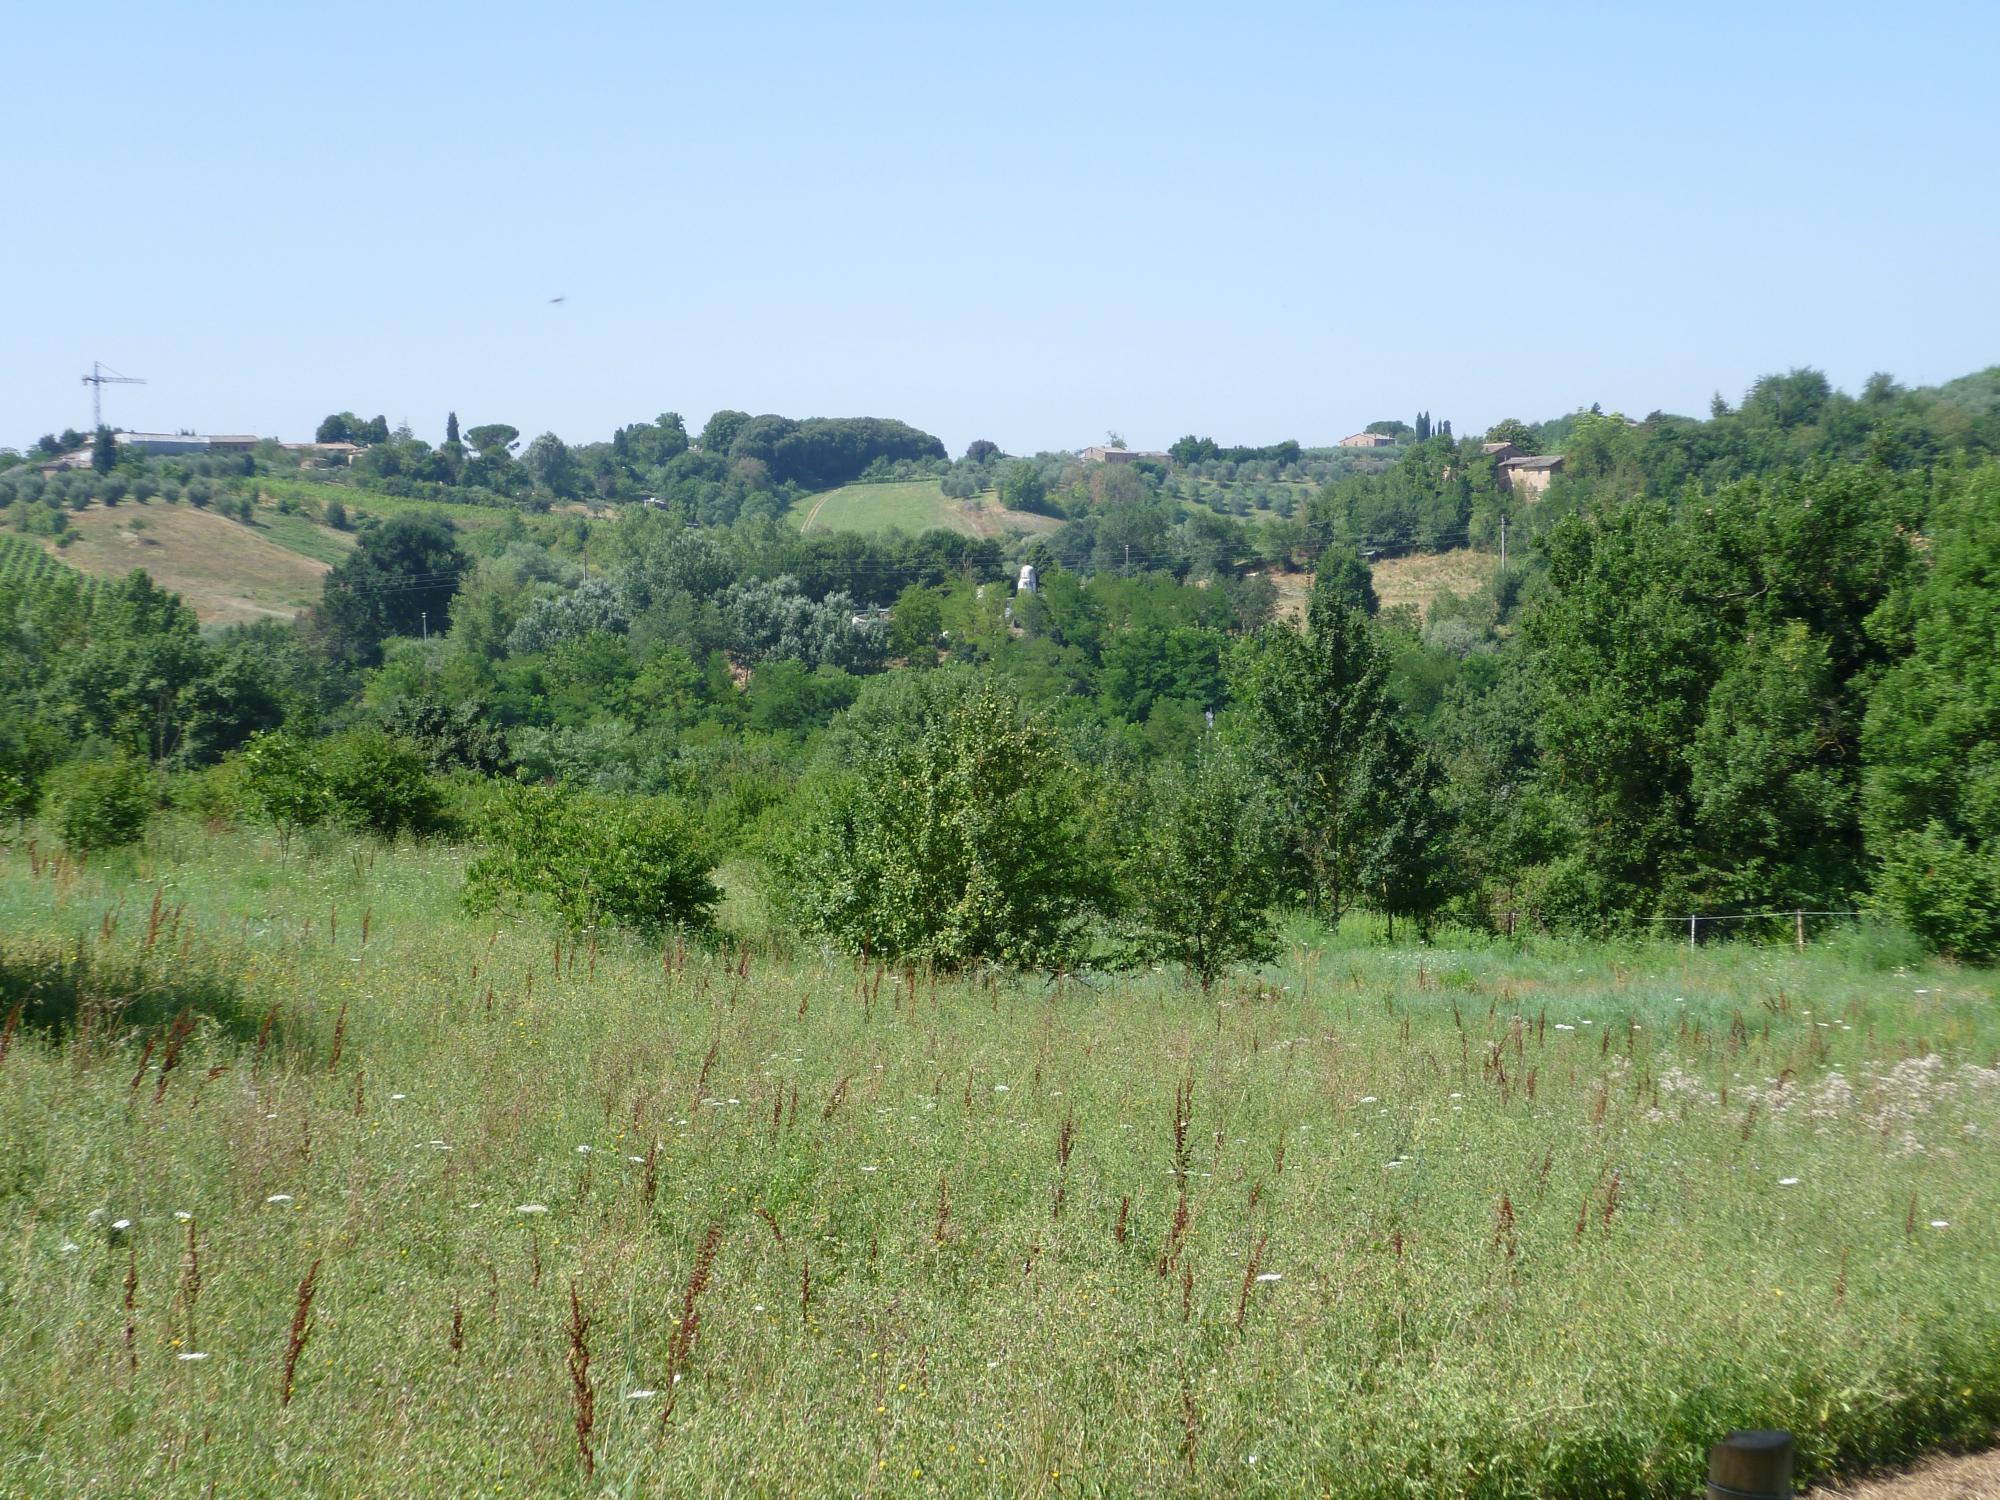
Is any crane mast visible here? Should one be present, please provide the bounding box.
[81,361,147,431]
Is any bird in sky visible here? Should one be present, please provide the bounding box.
[548,295,566,304]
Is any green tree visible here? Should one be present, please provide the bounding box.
[239,732,331,857]
[1862,466,2000,957]
[445,411,460,445]
[523,431,577,497]
[1120,747,1284,988]
[91,426,117,474]
[1231,589,1400,917]
[771,676,1103,967]
[464,424,520,459]
[998,460,1047,514]
[313,515,470,668]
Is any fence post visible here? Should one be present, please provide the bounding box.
[1689,913,1698,951]
[1707,1429,1792,1500]
[1795,911,1805,951]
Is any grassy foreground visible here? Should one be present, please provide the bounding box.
[1,831,1997,1498]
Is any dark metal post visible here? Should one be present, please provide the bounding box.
[1707,1430,1793,1499]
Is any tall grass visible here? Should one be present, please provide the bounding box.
[0,827,1996,1496]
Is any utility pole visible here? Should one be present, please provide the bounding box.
[81,361,147,432]
[421,611,428,642]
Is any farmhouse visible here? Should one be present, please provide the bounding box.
[1498,452,1565,498]
[1080,445,1171,465]
[1339,431,1396,448]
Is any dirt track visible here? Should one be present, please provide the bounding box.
[1805,1449,2000,1498]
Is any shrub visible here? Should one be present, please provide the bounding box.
[769,677,1103,968]
[238,732,332,855]
[1119,747,1284,989]
[322,728,451,838]
[50,757,154,852]
[1873,822,2000,963]
[464,783,719,934]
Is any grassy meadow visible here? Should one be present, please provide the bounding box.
[2,829,1998,1497]
[37,504,338,627]
[794,481,1063,539]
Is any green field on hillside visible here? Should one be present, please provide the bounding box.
[252,476,520,533]
[794,480,1061,539]
[2,829,1996,1497]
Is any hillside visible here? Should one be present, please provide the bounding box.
[793,479,1063,539]
[39,502,347,627]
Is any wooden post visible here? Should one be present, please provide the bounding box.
[1689,913,1698,951]
[1707,1429,1793,1500]
[1795,911,1805,951]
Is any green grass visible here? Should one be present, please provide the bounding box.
[253,475,520,532]
[248,508,358,567]
[2,828,1998,1497]
[794,480,1061,539]
[794,480,970,534]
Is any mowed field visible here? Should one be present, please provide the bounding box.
[1372,547,1499,617]
[795,481,1064,540]
[38,503,351,627]
[2,831,1998,1497]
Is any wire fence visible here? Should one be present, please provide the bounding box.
[1497,908,1866,947]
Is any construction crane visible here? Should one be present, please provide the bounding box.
[81,361,146,432]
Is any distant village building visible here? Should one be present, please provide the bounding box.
[1016,564,1039,595]
[1338,431,1396,448]
[115,432,216,456]
[1498,452,1564,498]
[1480,441,1521,462]
[1080,445,1171,466]
[280,441,364,467]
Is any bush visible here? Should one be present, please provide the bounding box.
[49,757,154,852]
[238,732,332,854]
[1119,747,1285,989]
[464,783,719,934]
[1873,822,2000,963]
[322,728,451,838]
[768,677,1104,968]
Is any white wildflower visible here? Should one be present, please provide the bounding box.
[516,1203,549,1215]
[264,1195,293,1205]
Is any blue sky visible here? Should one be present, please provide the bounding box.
[3,1,1995,456]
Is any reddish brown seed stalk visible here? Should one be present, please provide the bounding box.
[1234,1235,1268,1330]
[662,1221,724,1422]
[1491,1192,1518,1261]
[566,1284,595,1479]
[124,1246,139,1374]
[641,1142,660,1211]
[1114,1195,1130,1245]
[821,1075,850,1121]
[326,1003,348,1074]
[127,1036,157,1094]
[449,1296,464,1354]
[1,999,29,1068]
[1181,1382,1199,1476]
[933,1175,951,1245]
[1601,1170,1622,1228]
[154,1009,197,1105]
[253,1004,279,1067]
[280,1259,321,1407]
[756,1207,784,1246]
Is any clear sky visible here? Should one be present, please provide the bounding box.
[4,1,1996,457]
